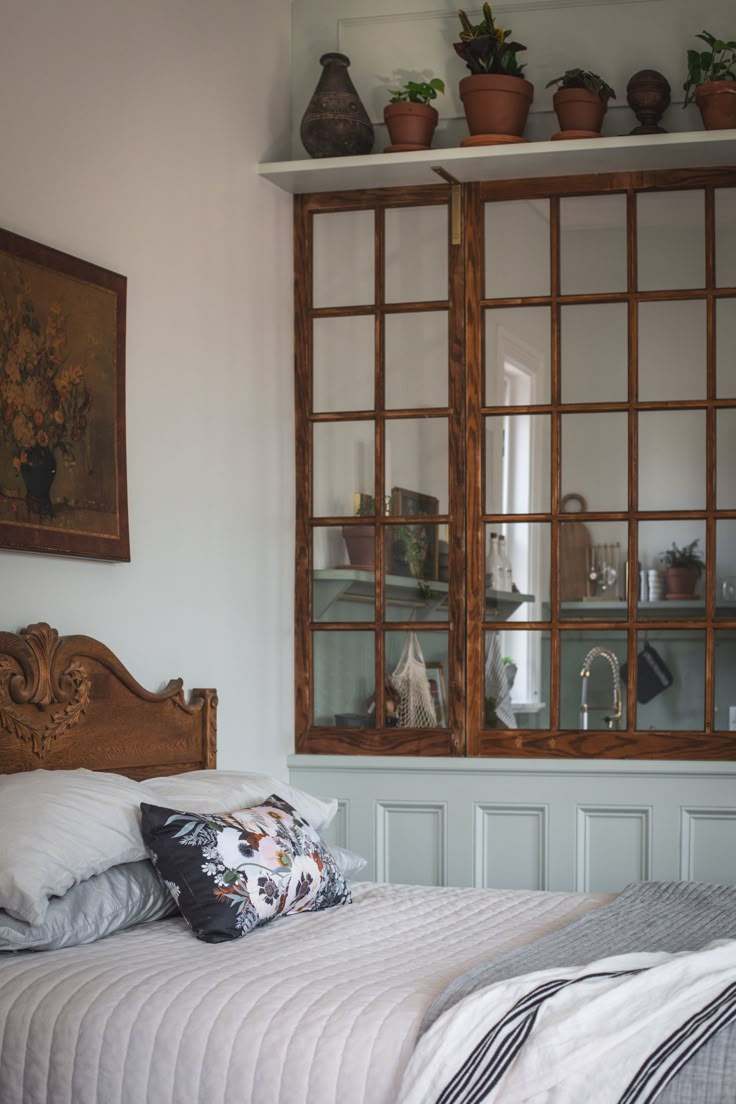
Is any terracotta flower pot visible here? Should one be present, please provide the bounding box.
[553,87,607,135]
[459,74,534,138]
[664,566,700,599]
[383,102,438,151]
[695,80,736,130]
[342,524,375,569]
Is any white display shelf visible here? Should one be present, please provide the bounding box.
[259,130,736,195]
[312,567,533,620]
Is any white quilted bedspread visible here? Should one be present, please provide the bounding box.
[0,882,609,1104]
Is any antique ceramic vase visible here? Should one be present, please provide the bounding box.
[300,52,374,158]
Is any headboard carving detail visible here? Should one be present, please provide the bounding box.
[0,623,217,778]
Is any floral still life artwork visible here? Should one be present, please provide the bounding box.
[0,227,128,560]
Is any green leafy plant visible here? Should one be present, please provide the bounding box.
[396,525,431,597]
[683,31,736,106]
[546,68,616,101]
[387,78,445,106]
[353,493,391,517]
[454,4,527,77]
[659,539,706,573]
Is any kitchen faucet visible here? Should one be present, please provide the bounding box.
[580,647,622,730]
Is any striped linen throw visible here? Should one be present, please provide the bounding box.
[399,941,736,1104]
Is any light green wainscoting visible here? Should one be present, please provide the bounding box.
[290,756,736,894]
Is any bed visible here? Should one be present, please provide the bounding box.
[1,624,735,1104]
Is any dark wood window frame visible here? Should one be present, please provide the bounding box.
[295,167,736,760]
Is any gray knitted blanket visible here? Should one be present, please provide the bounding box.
[421,881,736,1104]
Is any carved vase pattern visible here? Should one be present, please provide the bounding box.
[300,52,374,158]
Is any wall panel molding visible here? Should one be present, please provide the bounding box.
[680,807,736,882]
[575,805,652,893]
[474,803,548,890]
[375,800,447,885]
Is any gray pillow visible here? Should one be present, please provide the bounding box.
[330,845,368,881]
[0,860,177,952]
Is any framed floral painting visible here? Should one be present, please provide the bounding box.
[0,228,128,560]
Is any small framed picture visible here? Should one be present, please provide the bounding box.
[425,661,447,728]
[388,487,440,582]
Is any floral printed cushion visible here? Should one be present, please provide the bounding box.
[140,794,351,943]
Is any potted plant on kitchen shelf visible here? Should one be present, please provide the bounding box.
[683,31,736,130]
[659,539,706,600]
[342,493,393,570]
[546,68,616,138]
[453,4,533,145]
[384,77,445,151]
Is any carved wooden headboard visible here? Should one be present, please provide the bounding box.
[0,623,217,778]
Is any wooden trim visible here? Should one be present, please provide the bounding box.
[448,182,469,755]
[465,184,484,757]
[294,196,312,749]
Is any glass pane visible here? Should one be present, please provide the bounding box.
[314,630,375,726]
[313,421,374,517]
[386,419,447,514]
[638,300,706,402]
[716,188,736,288]
[636,631,704,731]
[560,630,626,730]
[485,522,549,622]
[384,523,448,623]
[638,520,706,610]
[561,413,628,512]
[561,303,627,403]
[717,409,736,509]
[717,520,736,620]
[560,520,628,618]
[638,411,706,511]
[313,526,376,622]
[485,200,550,299]
[385,311,447,409]
[560,194,627,295]
[313,316,374,412]
[714,632,736,731]
[313,210,374,308]
[716,298,736,398]
[485,307,551,406]
[484,629,549,729]
[485,414,551,514]
[637,190,705,291]
[385,631,448,727]
[385,206,447,304]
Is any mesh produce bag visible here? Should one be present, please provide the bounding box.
[391,631,437,728]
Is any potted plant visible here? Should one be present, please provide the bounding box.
[659,539,706,599]
[546,69,616,136]
[384,77,445,151]
[683,31,736,130]
[342,494,393,569]
[453,4,533,143]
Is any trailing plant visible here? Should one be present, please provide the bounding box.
[683,31,736,106]
[659,539,706,573]
[546,68,616,101]
[387,78,445,106]
[454,4,527,78]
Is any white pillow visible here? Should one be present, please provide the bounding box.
[0,767,338,927]
[141,770,338,831]
[0,769,149,925]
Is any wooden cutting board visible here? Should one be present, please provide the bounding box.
[559,493,592,602]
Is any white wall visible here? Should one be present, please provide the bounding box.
[0,0,294,776]
[291,0,734,157]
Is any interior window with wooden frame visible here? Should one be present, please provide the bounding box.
[294,167,736,760]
